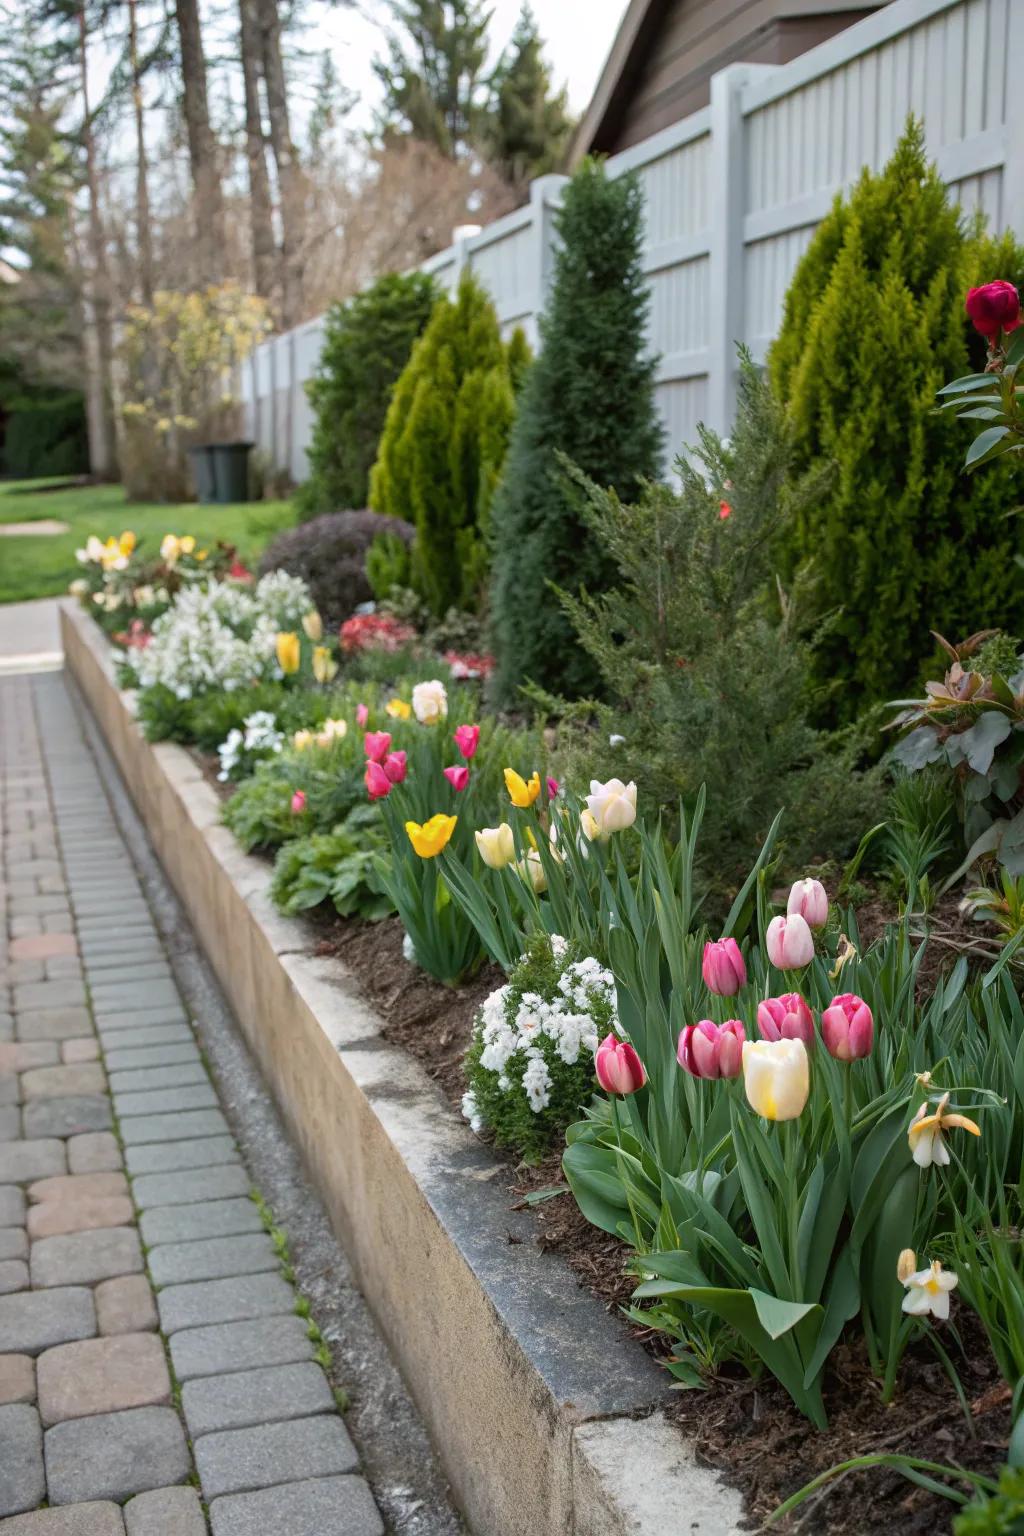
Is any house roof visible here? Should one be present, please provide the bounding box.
[570,0,669,166]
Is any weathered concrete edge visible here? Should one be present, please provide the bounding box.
[61,599,744,1536]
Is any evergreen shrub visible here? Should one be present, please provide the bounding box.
[258,509,415,627]
[4,391,87,477]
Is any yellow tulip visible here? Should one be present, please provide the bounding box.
[180,535,195,555]
[119,531,136,556]
[405,814,458,859]
[475,823,515,869]
[276,632,300,675]
[293,730,314,750]
[302,611,323,642]
[386,698,412,720]
[741,1038,809,1122]
[312,646,337,684]
[505,768,540,808]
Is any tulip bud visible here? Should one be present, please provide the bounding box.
[766,913,815,970]
[821,993,873,1061]
[518,849,547,893]
[363,731,392,763]
[383,751,407,784]
[444,764,469,792]
[742,1038,809,1122]
[595,1034,646,1096]
[757,993,815,1048]
[897,1248,917,1284]
[275,631,300,675]
[302,610,323,642]
[965,280,1021,340]
[290,790,306,814]
[678,1019,745,1080]
[365,761,392,801]
[547,777,560,800]
[356,703,369,728]
[702,937,746,997]
[453,724,480,760]
[787,878,829,930]
[475,823,515,870]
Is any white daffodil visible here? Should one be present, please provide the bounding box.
[907,1092,981,1168]
[901,1257,958,1320]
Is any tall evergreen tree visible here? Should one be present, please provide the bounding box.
[771,121,1024,724]
[489,159,663,704]
[373,0,490,160]
[483,6,572,188]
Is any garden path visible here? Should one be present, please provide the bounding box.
[0,671,392,1535]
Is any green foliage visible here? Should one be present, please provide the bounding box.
[4,392,87,477]
[295,272,437,519]
[482,5,573,187]
[771,121,1024,723]
[223,775,298,852]
[365,532,412,601]
[489,158,663,705]
[535,361,884,899]
[136,683,196,744]
[369,272,525,616]
[374,0,491,158]
[270,810,393,919]
[953,1467,1024,1535]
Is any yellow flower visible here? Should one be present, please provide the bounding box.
[312,647,337,684]
[405,814,458,859]
[518,849,547,893]
[386,698,412,720]
[901,1257,958,1320]
[180,535,195,555]
[293,729,314,751]
[196,549,208,561]
[907,1092,981,1168]
[475,824,515,869]
[302,611,323,642]
[160,534,181,566]
[741,1038,809,1122]
[315,717,347,747]
[276,632,300,675]
[505,768,540,808]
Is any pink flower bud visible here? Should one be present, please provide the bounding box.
[757,993,815,1047]
[290,790,306,815]
[547,777,560,800]
[766,913,815,970]
[966,281,1021,339]
[364,731,392,763]
[595,1034,646,1096]
[453,724,480,760]
[787,878,829,930]
[356,703,369,728]
[365,760,392,801]
[702,937,746,996]
[821,993,874,1061]
[383,750,407,784]
[443,764,469,792]
[677,1019,745,1080]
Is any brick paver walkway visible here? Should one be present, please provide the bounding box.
[0,672,385,1535]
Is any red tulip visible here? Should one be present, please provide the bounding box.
[965,281,1021,339]
[595,1034,646,1096]
[356,703,369,728]
[821,993,874,1061]
[365,761,391,800]
[453,724,480,760]
[383,751,407,784]
[364,731,392,763]
[757,993,815,1048]
[677,1019,745,1079]
[702,937,746,996]
[547,777,560,800]
[290,790,306,815]
[443,764,469,792]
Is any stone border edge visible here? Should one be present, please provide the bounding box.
[60,599,744,1536]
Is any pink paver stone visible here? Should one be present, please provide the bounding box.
[36,1331,171,1424]
[0,1353,35,1404]
[28,1173,129,1205]
[28,1195,136,1240]
[9,933,78,961]
[62,1039,101,1064]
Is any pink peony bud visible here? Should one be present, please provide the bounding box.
[443,764,469,791]
[787,878,829,929]
[821,993,874,1061]
[547,777,560,800]
[966,281,1021,339]
[383,751,407,784]
[757,993,815,1047]
[290,790,306,815]
[766,913,815,970]
[453,724,480,760]
[363,731,392,763]
[365,761,392,801]
[594,1034,646,1096]
[677,1019,745,1080]
[702,937,746,997]
[356,703,369,728]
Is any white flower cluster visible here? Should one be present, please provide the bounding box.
[135,574,313,699]
[463,945,617,1130]
[216,711,284,782]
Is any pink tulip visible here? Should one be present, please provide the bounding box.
[821,993,874,1061]
[453,724,480,760]
[547,777,560,800]
[677,1019,745,1080]
[594,1034,646,1096]
[444,764,469,792]
[766,913,814,970]
[364,731,392,763]
[356,703,369,728]
[702,937,746,996]
[290,790,306,815]
[787,878,829,930]
[757,993,815,1048]
[383,751,407,784]
[365,761,391,801]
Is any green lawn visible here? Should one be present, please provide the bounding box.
[0,479,296,604]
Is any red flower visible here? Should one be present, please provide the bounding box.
[965,281,1021,339]
[719,500,732,520]
[365,761,391,800]
[383,750,407,784]
[443,764,469,792]
[363,731,392,763]
[339,613,417,654]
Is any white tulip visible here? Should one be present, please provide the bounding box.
[412,679,448,725]
[584,778,637,837]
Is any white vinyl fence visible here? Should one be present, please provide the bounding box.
[243,0,1024,485]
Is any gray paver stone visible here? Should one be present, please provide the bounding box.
[0,1186,26,1225]
[0,1403,44,1516]
[119,1109,230,1146]
[68,1134,122,1174]
[103,1044,201,1074]
[169,1314,313,1381]
[0,1260,29,1294]
[157,1271,294,1334]
[0,1229,28,1260]
[113,1085,217,1118]
[22,1097,111,1139]
[194,1414,358,1498]
[15,1010,92,1042]
[0,1075,19,1105]
[44,1406,190,1505]
[124,1137,238,1177]
[0,1106,22,1140]
[181,1361,333,1438]
[0,1502,125,1534]
[31,1228,142,1288]
[91,981,179,1013]
[13,982,85,1012]
[139,1198,262,1249]
[0,1141,65,1183]
[96,1023,189,1050]
[147,1232,276,1287]
[132,1164,249,1210]
[209,1475,384,1536]
[123,1486,205,1536]
[0,1288,96,1354]
[107,1063,207,1094]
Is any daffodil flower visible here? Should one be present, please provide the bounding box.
[907,1092,981,1168]
[386,698,412,720]
[405,814,458,858]
[900,1257,958,1320]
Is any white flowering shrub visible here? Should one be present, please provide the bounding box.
[216,711,284,782]
[135,574,313,699]
[462,933,616,1161]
